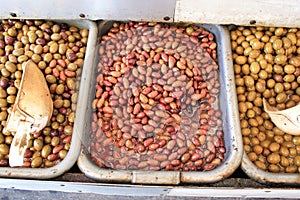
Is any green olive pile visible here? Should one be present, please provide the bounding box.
[0,19,88,168]
[231,26,300,173]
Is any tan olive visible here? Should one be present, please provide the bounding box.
[64,125,73,135]
[0,144,9,155]
[253,144,263,154]
[247,91,256,101]
[274,54,287,65]
[294,156,300,167]
[55,84,64,94]
[7,95,15,104]
[267,153,280,164]
[42,127,51,136]
[258,70,268,79]
[41,145,52,158]
[43,53,53,63]
[67,112,75,123]
[286,166,297,173]
[244,76,254,87]
[250,62,260,74]
[44,160,54,168]
[51,136,60,147]
[268,164,280,173]
[58,149,68,159]
[56,113,65,123]
[0,99,7,108]
[289,57,300,67]
[248,152,258,161]
[5,61,17,73]
[0,134,4,144]
[292,136,300,145]
[276,93,287,103]
[51,121,59,130]
[235,56,247,65]
[63,100,71,108]
[249,50,260,59]
[274,83,284,93]
[272,39,283,50]
[255,81,266,93]
[33,139,43,151]
[280,156,290,167]
[269,142,280,152]
[64,142,71,151]
[66,78,75,90]
[283,74,295,82]
[255,160,267,170]
[31,156,42,168]
[49,33,61,41]
[32,151,41,159]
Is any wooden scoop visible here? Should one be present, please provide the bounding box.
[4,60,53,167]
[263,98,300,135]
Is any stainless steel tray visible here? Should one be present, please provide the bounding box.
[77,22,243,185]
[0,19,98,179]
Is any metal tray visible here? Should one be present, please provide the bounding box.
[77,22,243,185]
[0,19,98,179]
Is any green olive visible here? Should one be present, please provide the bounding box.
[31,156,42,168]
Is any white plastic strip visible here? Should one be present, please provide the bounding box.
[0,0,176,22]
[0,178,299,198]
[174,0,300,27]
